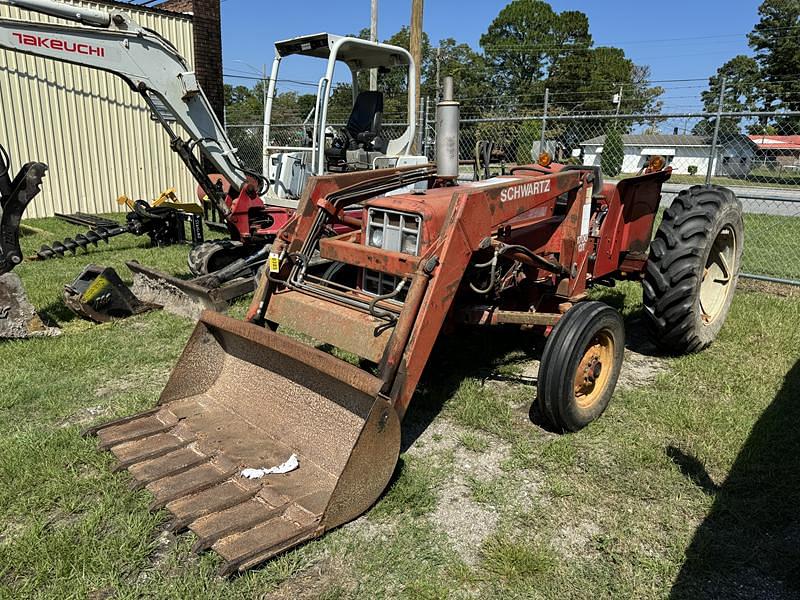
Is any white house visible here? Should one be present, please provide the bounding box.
[580,134,756,177]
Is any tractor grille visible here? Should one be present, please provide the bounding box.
[363,208,421,298]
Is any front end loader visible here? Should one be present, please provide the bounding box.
[87,84,743,575]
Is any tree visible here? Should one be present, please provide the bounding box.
[476,0,662,150]
[546,46,663,147]
[435,38,492,105]
[224,83,263,125]
[749,0,800,111]
[382,26,436,119]
[601,126,624,177]
[479,0,591,102]
[694,55,762,135]
[548,48,662,114]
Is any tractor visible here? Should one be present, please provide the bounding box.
[87,80,744,575]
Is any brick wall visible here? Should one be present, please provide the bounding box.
[159,0,224,124]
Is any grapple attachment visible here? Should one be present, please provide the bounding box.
[87,310,401,575]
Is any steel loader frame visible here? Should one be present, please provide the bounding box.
[248,162,670,418]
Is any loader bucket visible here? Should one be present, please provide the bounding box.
[86,310,401,575]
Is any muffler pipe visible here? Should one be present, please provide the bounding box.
[436,76,459,179]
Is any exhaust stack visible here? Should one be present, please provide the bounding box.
[436,76,459,178]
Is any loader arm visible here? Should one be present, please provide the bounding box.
[0,0,289,217]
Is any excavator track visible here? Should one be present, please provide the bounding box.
[86,310,401,576]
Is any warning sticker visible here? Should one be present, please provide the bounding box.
[268,252,281,273]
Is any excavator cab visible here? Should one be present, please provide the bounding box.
[263,33,427,201]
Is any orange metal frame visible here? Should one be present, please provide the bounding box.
[248,163,671,419]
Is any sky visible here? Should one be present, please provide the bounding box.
[218,0,762,112]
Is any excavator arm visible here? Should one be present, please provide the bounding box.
[0,0,295,216]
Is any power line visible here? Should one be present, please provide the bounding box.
[479,24,800,51]
[223,73,319,87]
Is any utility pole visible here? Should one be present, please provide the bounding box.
[262,64,267,115]
[409,0,423,151]
[369,0,378,91]
[408,0,423,142]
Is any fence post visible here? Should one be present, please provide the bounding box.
[421,96,430,157]
[415,95,425,154]
[706,76,726,185]
[539,87,549,156]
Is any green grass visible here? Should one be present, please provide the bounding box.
[2,216,800,597]
[741,212,800,281]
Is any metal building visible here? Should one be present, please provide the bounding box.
[0,0,213,218]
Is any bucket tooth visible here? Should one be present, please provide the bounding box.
[189,496,286,553]
[213,505,319,576]
[109,424,196,471]
[96,408,179,449]
[126,444,210,490]
[83,407,160,437]
[146,457,239,510]
[164,479,260,532]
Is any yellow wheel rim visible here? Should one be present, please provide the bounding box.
[573,331,615,409]
[700,226,736,325]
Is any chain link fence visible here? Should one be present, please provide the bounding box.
[228,108,800,285]
[459,111,800,285]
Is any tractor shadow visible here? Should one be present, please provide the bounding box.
[669,358,800,599]
[401,325,540,451]
[401,296,667,450]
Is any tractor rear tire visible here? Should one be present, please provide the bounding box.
[188,240,249,276]
[536,301,625,432]
[643,185,743,354]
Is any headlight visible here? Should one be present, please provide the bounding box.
[401,233,418,254]
[364,208,422,300]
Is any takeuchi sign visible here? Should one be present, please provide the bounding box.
[11,32,105,57]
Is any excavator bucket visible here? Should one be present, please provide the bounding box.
[86,310,401,576]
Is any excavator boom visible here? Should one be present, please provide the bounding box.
[0,0,295,212]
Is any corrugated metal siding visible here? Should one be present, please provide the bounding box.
[0,1,196,217]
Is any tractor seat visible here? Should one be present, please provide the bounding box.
[326,91,387,161]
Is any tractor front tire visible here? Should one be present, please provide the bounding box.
[643,185,743,354]
[536,301,625,432]
[188,240,249,276]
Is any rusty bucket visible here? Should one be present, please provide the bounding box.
[87,310,401,575]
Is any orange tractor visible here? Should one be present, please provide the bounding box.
[88,86,743,575]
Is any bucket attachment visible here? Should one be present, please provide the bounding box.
[86,310,401,575]
[127,258,259,320]
[63,264,160,323]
